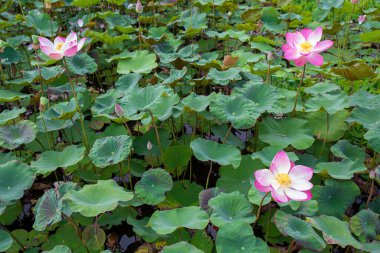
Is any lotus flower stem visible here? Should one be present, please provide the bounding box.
[149,110,163,156]
[319,112,329,155]
[252,191,270,227]
[205,161,213,189]
[62,213,90,253]
[292,64,306,116]
[366,179,375,207]
[62,58,90,151]
[0,223,27,251]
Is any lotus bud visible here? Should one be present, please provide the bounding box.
[147,141,152,150]
[115,104,124,117]
[45,0,52,10]
[136,0,143,14]
[32,35,39,44]
[351,0,360,3]
[358,15,366,24]
[77,19,84,27]
[39,97,49,112]
[267,51,274,61]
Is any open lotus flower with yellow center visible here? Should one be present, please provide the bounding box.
[282,27,333,67]
[253,151,313,203]
[38,32,86,60]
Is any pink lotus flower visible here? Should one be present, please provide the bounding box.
[282,27,333,66]
[136,0,143,13]
[351,0,360,4]
[358,15,366,24]
[38,32,86,60]
[253,151,313,203]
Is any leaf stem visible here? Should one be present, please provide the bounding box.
[253,192,270,227]
[149,110,163,157]
[292,64,306,116]
[0,223,26,251]
[205,161,213,189]
[222,124,232,143]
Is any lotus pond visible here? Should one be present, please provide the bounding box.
[0,0,380,252]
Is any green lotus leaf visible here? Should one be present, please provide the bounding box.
[305,110,349,142]
[0,46,22,65]
[205,30,250,42]
[0,200,22,225]
[163,145,193,173]
[283,200,319,217]
[216,221,269,253]
[115,73,142,93]
[33,182,77,231]
[259,118,314,150]
[251,146,298,166]
[150,93,180,122]
[160,67,187,85]
[66,53,97,75]
[308,215,363,250]
[199,187,223,211]
[42,245,72,253]
[261,7,285,31]
[207,68,242,85]
[25,10,58,36]
[347,106,380,129]
[91,89,118,119]
[89,135,132,168]
[209,191,254,226]
[305,92,350,115]
[0,90,29,102]
[165,181,203,207]
[181,92,216,112]
[304,83,341,95]
[364,122,380,152]
[6,70,38,86]
[273,88,303,114]
[216,155,263,195]
[0,107,25,126]
[133,128,172,156]
[210,94,260,129]
[63,179,134,217]
[349,91,380,109]
[43,98,78,120]
[72,0,100,7]
[0,152,21,164]
[40,66,65,81]
[315,159,366,180]
[233,82,281,114]
[0,229,13,252]
[36,115,75,132]
[190,230,213,253]
[274,210,326,251]
[312,179,360,218]
[41,223,86,251]
[0,160,35,203]
[331,61,376,81]
[349,209,380,242]
[161,241,204,253]
[117,50,158,74]
[247,187,271,207]
[127,217,165,243]
[330,140,366,161]
[31,145,86,174]
[82,224,106,250]
[210,124,244,149]
[190,138,242,169]
[149,206,209,234]
[181,7,207,30]
[135,168,173,205]
[231,50,265,67]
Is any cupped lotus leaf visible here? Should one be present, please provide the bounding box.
[91,90,118,119]
[364,122,380,152]
[63,179,134,217]
[305,92,350,115]
[347,106,380,129]
[251,146,298,166]
[330,140,365,161]
[135,168,173,205]
[312,179,360,218]
[210,94,260,129]
[207,68,242,85]
[0,107,26,126]
[43,99,78,120]
[0,161,35,203]
[25,10,58,36]
[259,118,314,150]
[42,245,72,253]
[205,30,250,42]
[31,145,86,174]
[6,70,38,86]
[331,61,376,81]
[247,187,271,207]
[89,135,132,168]
[233,82,281,113]
[216,155,263,195]
[117,50,158,74]
[181,92,216,112]
[349,91,380,109]
[308,215,363,250]
[216,222,269,253]
[305,110,349,142]
[274,210,326,251]
[315,159,366,180]
[127,217,164,242]
[166,181,203,207]
[161,67,187,85]
[40,66,65,81]
[190,138,242,169]
[36,115,75,132]
[0,230,13,252]
[148,206,209,234]
[161,241,204,253]
[0,120,36,150]
[349,209,380,242]
[163,145,193,173]
[209,191,254,226]
[33,182,77,231]
[66,53,97,75]
[82,224,106,250]
[115,73,142,92]
[150,93,180,122]
[304,82,340,95]
[0,47,22,65]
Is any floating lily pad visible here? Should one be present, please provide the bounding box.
[161,242,203,253]
[31,145,86,174]
[274,210,326,251]
[349,209,380,242]
[89,135,132,168]
[149,206,209,234]
[190,138,242,169]
[63,180,134,217]
[209,191,254,226]
[0,107,26,126]
[259,118,314,150]
[207,68,242,85]
[0,120,37,149]
[0,161,35,203]
[135,168,173,205]
[66,53,97,75]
